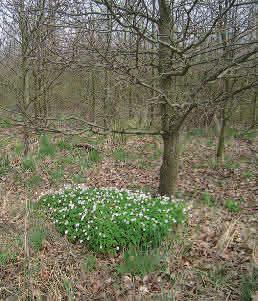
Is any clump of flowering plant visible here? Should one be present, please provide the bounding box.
[40,186,188,253]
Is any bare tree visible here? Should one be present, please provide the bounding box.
[215,0,257,163]
[73,0,256,195]
[0,0,77,154]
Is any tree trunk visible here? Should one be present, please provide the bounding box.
[91,70,96,123]
[216,109,226,164]
[159,131,180,196]
[22,70,30,157]
[149,104,154,126]
[158,0,179,196]
[250,92,256,129]
[128,84,133,119]
[149,0,156,127]
[23,127,30,156]
[103,69,108,128]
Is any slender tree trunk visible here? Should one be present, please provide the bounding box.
[128,84,133,119]
[23,127,30,156]
[149,0,156,127]
[159,131,180,196]
[42,84,48,127]
[19,0,30,157]
[250,92,256,128]
[149,59,155,126]
[22,64,30,157]
[216,109,226,164]
[149,103,154,126]
[91,70,96,122]
[215,1,231,164]
[103,69,110,128]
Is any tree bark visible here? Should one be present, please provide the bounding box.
[158,0,180,196]
[128,84,133,119]
[103,69,108,128]
[18,0,30,157]
[22,67,30,157]
[159,131,180,196]
[149,0,156,127]
[250,92,256,129]
[216,109,226,164]
[91,70,96,123]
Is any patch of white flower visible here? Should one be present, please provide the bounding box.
[40,185,189,253]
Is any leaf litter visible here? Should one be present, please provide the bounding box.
[0,128,257,300]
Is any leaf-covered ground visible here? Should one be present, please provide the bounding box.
[0,127,257,300]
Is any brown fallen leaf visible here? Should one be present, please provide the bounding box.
[92,279,101,293]
[252,291,258,301]
[150,281,161,292]
[139,285,149,294]
[40,269,50,281]
[122,275,133,290]
[104,277,112,285]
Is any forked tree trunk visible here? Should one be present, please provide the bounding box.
[216,110,226,164]
[158,0,179,196]
[159,131,180,196]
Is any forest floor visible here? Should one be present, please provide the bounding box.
[0,126,257,301]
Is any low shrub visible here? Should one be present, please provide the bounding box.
[40,187,188,254]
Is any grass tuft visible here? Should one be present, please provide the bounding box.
[26,174,42,189]
[113,147,128,162]
[240,268,258,301]
[83,254,97,272]
[201,192,215,207]
[117,247,164,277]
[0,155,11,175]
[225,199,240,213]
[22,156,36,172]
[57,139,73,151]
[29,227,46,252]
[39,134,56,157]
[88,149,102,163]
